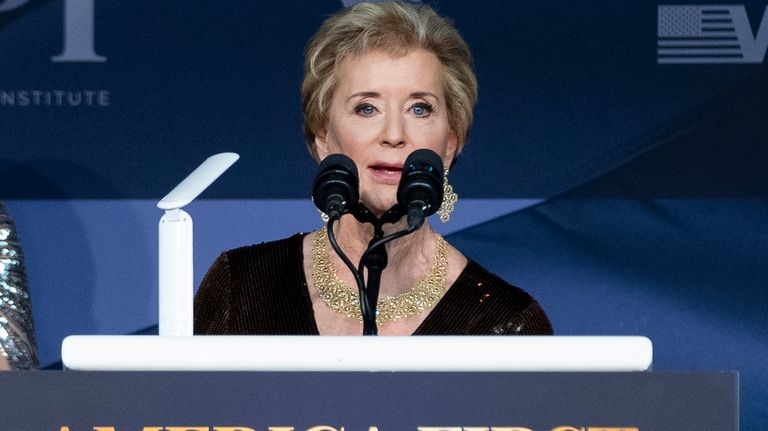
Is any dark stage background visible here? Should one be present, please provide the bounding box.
[1,0,766,427]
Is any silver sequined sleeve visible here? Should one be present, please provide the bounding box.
[0,202,39,370]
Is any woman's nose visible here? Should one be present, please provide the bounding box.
[380,113,406,148]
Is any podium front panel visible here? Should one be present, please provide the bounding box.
[0,371,737,431]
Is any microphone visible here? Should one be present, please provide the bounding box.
[396,149,444,230]
[312,153,359,220]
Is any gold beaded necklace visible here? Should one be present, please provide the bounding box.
[312,228,448,323]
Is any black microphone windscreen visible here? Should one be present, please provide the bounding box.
[404,149,444,177]
[317,153,358,176]
[312,153,359,218]
[397,149,444,218]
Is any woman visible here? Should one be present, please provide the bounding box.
[0,201,39,370]
[194,1,552,336]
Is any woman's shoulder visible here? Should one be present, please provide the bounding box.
[441,260,553,335]
[207,232,309,289]
[458,260,532,299]
[224,232,307,261]
[195,232,314,335]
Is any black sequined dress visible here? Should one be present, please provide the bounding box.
[194,233,552,336]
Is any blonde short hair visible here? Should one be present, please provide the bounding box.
[301,1,478,160]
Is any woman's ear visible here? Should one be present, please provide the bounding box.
[444,130,459,169]
[315,128,330,160]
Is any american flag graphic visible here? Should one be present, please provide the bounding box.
[658,5,749,63]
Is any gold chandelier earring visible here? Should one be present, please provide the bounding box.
[438,168,458,223]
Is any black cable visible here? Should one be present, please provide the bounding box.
[355,224,418,335]
[357,224,417,277]
[326,204,418,336]
[326,217,375,334]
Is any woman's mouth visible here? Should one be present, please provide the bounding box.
[368,162,403,184]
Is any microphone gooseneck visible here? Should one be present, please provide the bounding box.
[312,149,448,336]
[354,149,446,333]
[312,154,375,333]
[396,149,444,230]
[312,153,359,220]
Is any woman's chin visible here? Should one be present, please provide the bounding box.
[358,188,398,214]
[358,198,398,217]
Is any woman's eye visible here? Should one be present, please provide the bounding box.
[410,103,433,117]
[355,104,377,116]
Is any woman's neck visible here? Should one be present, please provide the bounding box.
[330,213,437,294]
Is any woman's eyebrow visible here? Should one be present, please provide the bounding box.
[410,91,438,99]
[346,91,380,101]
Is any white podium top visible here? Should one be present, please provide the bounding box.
[62,335,652,372]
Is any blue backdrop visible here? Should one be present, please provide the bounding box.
[1,0,766,427]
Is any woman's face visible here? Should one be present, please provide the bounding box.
[315,48,458,215]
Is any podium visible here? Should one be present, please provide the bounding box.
[0,370,737,430]
[0,336,738,430]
